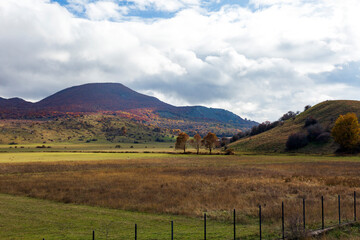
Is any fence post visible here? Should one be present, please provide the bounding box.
[259,205,262,240]
[93,230,95,240]
[303,198,306,231]
[204,213,206,240]
[171,221,174,240]
[338,195,341,225]
[355,191,357,222]
[135,224,137,240]
[282,201,285,240]
[233,209,236,240]
[321,196,324,230]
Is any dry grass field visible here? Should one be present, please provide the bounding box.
[1,153,360,238]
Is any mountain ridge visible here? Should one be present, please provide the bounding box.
[0,83,257,132]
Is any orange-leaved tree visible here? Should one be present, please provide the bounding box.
[193,133,202,154]
[331,112,360,150]
[202,132,218,154]
[175,132,189,153]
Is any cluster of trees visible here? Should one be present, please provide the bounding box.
[286,116,331,150]
[175,132,219,154]
[286,112,360,152]
[230,110,303,143]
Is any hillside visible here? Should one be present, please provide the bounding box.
[0,83,257,135]
[0,114,175,145]
[229,100,360,153]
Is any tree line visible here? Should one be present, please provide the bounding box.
[175,132,219,154]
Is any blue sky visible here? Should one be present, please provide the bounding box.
[51,0,251,18]
[1,0,360,122]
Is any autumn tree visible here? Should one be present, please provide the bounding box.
[192,133,202,154]
[175,132,189,153]
[120,126,127,136]
[332,113,360,150]
[202,132,218,154]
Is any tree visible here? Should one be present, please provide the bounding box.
[279,111,298,121]
[192,133,202,154]
[202,132,218,154]
[175,132,189,153]
[286,132,308,150]
[331,113,360,150]
[120,126,127,136]
[304,105,312,111]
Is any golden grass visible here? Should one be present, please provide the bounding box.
[0,154,359,230]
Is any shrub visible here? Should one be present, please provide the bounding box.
[224,148,235,155]
[304,105,312,111]
[316,132,331,143]
[307,123,324,141]
[286,133,308,150]
[280,111,299,121]
[304,116,318,127]
[115,145,121,148]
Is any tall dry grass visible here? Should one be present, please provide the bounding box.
[0,155,359,228]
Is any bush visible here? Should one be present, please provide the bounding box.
[224,148,235,155]
[316,132,331,143]
[286,133,308,150]
[115,145,121,148]
[332,113,360,150]
[304,105,312,111]
[304,116,318,127]
[307,123,324,141]
[280,111,299,121]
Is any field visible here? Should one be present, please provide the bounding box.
[1,148,360,239]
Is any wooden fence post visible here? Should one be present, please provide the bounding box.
[321,196,324,230]
[204,213,207,240]
[338,195,341,225]
[233,209,236,240]
[303,198,306,231]
[355,191,357,222]
[259,205,262,240]
[282,201,285,240]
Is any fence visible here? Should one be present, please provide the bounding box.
[41,191,358,240]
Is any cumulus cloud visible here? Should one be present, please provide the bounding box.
[0,0,360,122]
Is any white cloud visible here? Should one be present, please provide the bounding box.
[0,0,360,122]
[85,1,128,20]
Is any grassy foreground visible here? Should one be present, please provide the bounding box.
[0,194,262,240]
[2,152,360,239]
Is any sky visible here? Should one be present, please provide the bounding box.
[1,0,360,122]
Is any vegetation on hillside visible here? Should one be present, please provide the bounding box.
[0,115,175,144]
[229,100,360,154]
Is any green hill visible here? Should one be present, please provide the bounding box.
[229,100,360,154]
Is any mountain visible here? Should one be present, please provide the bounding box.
[0,83,257,135]
[36,83,172,112]
[0,97,33,109]
[229,100,360,154]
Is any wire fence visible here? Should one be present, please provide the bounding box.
[40,191,357,240]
